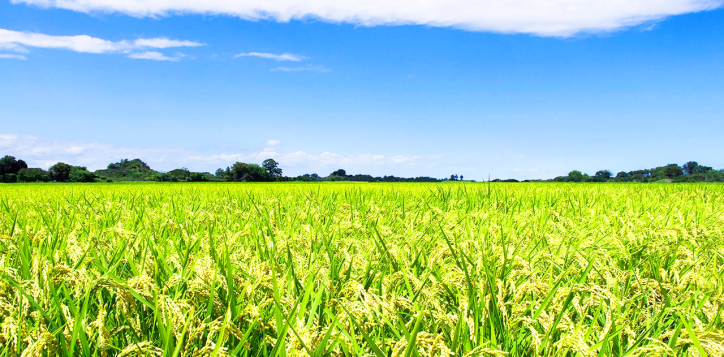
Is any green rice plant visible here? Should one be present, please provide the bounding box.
[0,182,723,356]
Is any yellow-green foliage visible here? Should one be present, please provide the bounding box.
[1,182,723,356]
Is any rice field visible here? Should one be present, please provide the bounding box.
[1,182,723,356]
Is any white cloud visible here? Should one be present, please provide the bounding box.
[272,65,329,73]
[0,133,436,176]
[236,52,305,61]
[128,51,182,61]
[389,155,421,163]
[10,0,724,36]
[0,134,187,170]
[266,139,281,146]
[0,28,201,60]
[189,150,425,169]
[0,28,130,53]
[0,42,29,53]
[133,38,204,49]
[0,54,27,60]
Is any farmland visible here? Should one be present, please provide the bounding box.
[1,182,723,356]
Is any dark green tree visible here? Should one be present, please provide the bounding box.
[682,161,712,175]
[660,164,684,179]
[594,170,612,182]
[568,170,584,182]
[95,158,157,181]
[230,162,269,182]
[331,169,347,177]
[629,170,651,182]
[0,155,28,182]
[17,168,49,182]
[683,161,699,175]
[69,166,96,182]
[48,162,73,182]
[262,159,283,179]
[614,171,631,182]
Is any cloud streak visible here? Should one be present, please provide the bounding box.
[236,52,305,61]
[0,133,440,176]
[187,150,427,170]
[0,28,202,59]
[272,65,329,73]
[133,38,203,49]
[10,0,724,36]
[0,54,27,60]
[0,42,29,53]
[128,51,183,61]
[0,134,186,170]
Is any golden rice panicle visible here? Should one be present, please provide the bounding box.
[0,182,722,356]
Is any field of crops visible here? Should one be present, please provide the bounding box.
[1,182,723,356]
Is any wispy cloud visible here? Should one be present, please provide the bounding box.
[0,28,130,53]
[0,42,28,53]
[128,51,183,61]
[0,28,202,60]
[235,52,305,61]
[0,54,27,60]
[0,133,439,176]
[272,65,329,73]
[188,150,425,169]
[0,134,185,170]
[133,38,203,49]
[11,0,724,37]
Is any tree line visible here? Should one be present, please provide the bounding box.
[549,161,724,183]
[1,155,723,183]
[0,157,98,183]
[0,156,445,183]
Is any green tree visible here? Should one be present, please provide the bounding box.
[614,171,631,182]
[331,169,347,177]
[629,170,651,182]
[0,155,28,182]
[48,162,73,182]
[568,170,584,182]
[682,161,699,175]
[166,168,191,181]
[95,158,157,181]
[594,170,612,182]
[660,164,683,179]
[682,161,713,175]
[17,168,49,182]
[230,162,269,182]
[69,166,96,182]
[262,159,283,180]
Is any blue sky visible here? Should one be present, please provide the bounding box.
[1,0,723,180]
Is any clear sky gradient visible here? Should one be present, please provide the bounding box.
[1,0,723,180]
